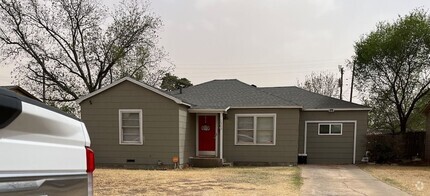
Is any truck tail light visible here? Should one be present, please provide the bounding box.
[86,147,95,173]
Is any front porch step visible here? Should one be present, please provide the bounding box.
[189,157,223,168]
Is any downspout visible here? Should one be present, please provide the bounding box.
[219,112,224,162]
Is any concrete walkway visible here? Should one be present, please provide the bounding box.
[300,165,409,196]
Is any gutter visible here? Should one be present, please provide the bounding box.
[302,108,372,112]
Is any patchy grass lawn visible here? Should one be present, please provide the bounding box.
[94,166,301,196]
[360,165,430,196]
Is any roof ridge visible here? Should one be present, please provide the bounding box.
[259,86,296,89]
[187,79,220,87]
[290,86,366,107]
[169,79,300,108]
[168,79,220,94]
[176,79,251,92]
[212,79,239,81]
[261,86,367,108]
[263,86,342,100]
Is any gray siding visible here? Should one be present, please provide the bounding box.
[223,108,300,164]
[305,122,354,164]
[179,106,196,166]
[80,81,181,166]
[299,111,368,164]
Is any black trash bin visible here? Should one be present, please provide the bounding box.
[298,154,307,164]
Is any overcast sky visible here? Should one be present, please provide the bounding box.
[1,0,430,93]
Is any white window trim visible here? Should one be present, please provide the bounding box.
[318,123,343,135]
[119,109,143,145]
[234,113,276,146]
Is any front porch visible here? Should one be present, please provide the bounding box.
[189,110,227,167]
[189,157,224,167]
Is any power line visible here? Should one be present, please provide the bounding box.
[177,67,339,76]
[173,58,346,67]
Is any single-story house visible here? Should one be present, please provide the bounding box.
[77,77,370,167]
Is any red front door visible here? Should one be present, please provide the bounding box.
[198,115,216,154]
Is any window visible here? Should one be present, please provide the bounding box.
[119,109,143,145]
[318,123,342,135]
[235,114,276,145]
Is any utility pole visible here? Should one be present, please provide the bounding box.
[349,62,355,103]
[42,70,46,103]
[338,65,344,100]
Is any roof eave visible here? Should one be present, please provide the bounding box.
[76,77,190,107]
[302,108,372,112]
[229,106,302,109]
[188,107,230,113]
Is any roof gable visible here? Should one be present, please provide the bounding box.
[76,77,190,106]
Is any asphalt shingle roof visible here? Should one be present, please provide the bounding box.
[168,79,299,109]
[259,86,367,109]
[168,79,368,110]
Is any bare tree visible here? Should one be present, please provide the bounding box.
[0,0,166,104]
[298,71,339,97]
[111,45,173,87]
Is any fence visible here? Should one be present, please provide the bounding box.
[366,132,426,163]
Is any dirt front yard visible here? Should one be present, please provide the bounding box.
[360,165,430,196]
[93,166,301,196]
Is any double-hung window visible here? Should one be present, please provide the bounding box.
[119,109,143,145]
[235,114,276,145]
[318,123,342,135]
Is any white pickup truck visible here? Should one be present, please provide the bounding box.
[0,88,94,195]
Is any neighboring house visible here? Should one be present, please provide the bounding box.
[77,77,370,167]
[0,85,40,101]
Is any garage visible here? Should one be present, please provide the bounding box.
[304,121,356,164]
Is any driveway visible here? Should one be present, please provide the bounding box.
[300,165,409,196]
